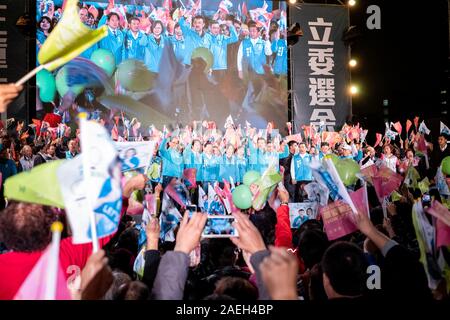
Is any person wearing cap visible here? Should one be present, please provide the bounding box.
[340,144,353,159]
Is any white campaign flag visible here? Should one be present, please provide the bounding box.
[418,120,431,135]
[198,186,206,211]
[440,121,450,136]
[58,119,122,244]
[115,141,156,172]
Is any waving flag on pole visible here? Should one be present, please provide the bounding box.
[440,122,450,136]
[58,115,122,247]
[413,117,420,131]
[17,0,108,85]
[4,160,65,208]
[392,122,402,135]
[218,0,233,14]
[14,222,71,300]
[406,119,412,135]
[374,133,383,148]
[418,121,431,135]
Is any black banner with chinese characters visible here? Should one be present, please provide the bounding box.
[290,4,351,133]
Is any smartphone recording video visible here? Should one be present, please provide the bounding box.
[202,216,238,238]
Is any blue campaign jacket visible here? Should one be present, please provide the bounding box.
[78,23,98,59]
[236,156,248,183]
[178,17,211,66]
[98,27,125,66]
[159,138,183,178]
[122,29,146,61]
[141,34,165,73]
[266,145,290,171]
[219,155,238,183]
[209,26,238,70]
[291,153,313,181]
[202,153,221,183]
[170,36,189,65]
[183,147,203,182]
[271,39,288,76]
[242,37,268,75]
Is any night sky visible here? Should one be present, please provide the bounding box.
[290,0,449,140]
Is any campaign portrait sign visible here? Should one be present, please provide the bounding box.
[288,202,318,229]
[115,140,156,171]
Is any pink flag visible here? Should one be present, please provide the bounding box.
[427,200,450,247]
[372,166,403,203]
[374,133,383,148]
[127,199,144,215]
[320,200,358,241]
[427,200,450,227]
[393,122,402,135]
[145,193,157,216]
[406,119,412,134]
[183,168,197,190]
[417,134,428,154]
[320,186,369,241]
[302,125,311,141]
[165,184,188,208]
[413,116,419,130]
[14,247,71,300]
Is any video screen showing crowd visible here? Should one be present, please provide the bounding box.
[36,0,288,129]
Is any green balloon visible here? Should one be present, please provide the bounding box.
[116,59,155,92]
[323,153,339,166]
[36,69,56,102]
[191,47,214,74]
[232,185,253,210]
[442,156,450,176]
[243,171,261,186]
[335,158,361,186]
[55,66,85,98]
[91,49,116,77]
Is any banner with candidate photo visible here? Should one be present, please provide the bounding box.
[291,4,351,133]
[36,0,288,130]
[115,140,156,171]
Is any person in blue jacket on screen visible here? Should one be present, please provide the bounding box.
[170,23,188,65]
[79,7,98,59]
[202,142,221,187]
[237,21,272,79]
[270,28,288,77]
[208,20,238,82]
[98,12,124,65]
[159,136,184,187]
[122,16,146,61]
[178,15,211,66]
[141,20,165,73]
[291,142,313,202]
[183,139,204,183]
[219,144,238,184]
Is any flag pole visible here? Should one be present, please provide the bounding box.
[15,64,47,86]
[79,114,99,253]
[45,221,63,300]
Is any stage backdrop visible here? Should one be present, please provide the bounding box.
[291,4,351,133]
[36,0,288,130]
